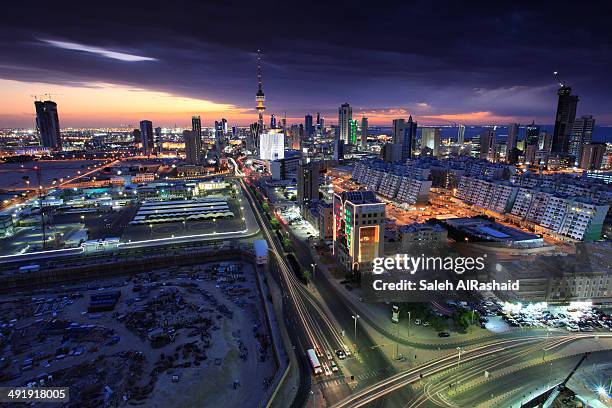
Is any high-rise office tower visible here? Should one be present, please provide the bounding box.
[402,116,417,160]
[214,120,224,150]
[34,100,62,150]
[305,114,314,138]
[569,115,595,160]
[350,119,358,145]
[316,112,322,133]
[334,139,344,161]
[255,49,266,131]
[538,131,552,152]
[507,123,519,152]
[361,117,368,148]
[338,103,352,144]
[154,127,162,154]
[192,115,202,137]
[297,160,321,206]
[525,121,540,146]
[270,114,277,129]
[580,142,605,170]
[221,118,228,134]
[392,119,406,144]
[139,120,154,155]
[183,130,203,165]
[457,124,465,145]
[248,122,261,151]
[551,84,579,153]
[421,127,441,157]
[479,128,496,161]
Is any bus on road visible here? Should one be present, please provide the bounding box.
[306,348,322,374]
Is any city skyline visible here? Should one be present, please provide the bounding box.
[1,1,612,127]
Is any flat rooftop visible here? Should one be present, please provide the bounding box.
[444,217,541,242]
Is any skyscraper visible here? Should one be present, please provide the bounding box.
[507,123,519,152]
[350,119,358,145]
[305,114,314,138]
[479,128,496,161]
[183,130,203,165]
[392,119,406,144]
[154,127,162,154]
[402,116,417,160]
[361,117,368,148]
[569,115,595,161]
[421,127,441,157]
[139,120,154,155]
[259,131,285,160]
[192,115,202,137]
[214,120,224,151]
[297,160,320,206]
[551,84,579,153]
[270,114,276,129]
[34,100,62,150]
[393,117,417,160]
[579,142,605,170]
[338,103,352,144]
[525,121,540,146]
[317,112,325,134]
[457,124,465,145]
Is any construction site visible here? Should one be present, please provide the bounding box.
[0,260,277,407]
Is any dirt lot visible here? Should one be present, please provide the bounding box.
[0,261,276,407]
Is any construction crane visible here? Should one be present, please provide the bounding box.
[553,71,565,87]
[541,352,589,408]
[44,92,63,100]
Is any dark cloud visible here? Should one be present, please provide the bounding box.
[1,0,611,124]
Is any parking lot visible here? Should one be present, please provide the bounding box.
[478,300,612,333]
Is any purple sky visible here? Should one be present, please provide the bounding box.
[0,0,611,127]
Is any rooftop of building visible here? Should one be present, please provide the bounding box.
[398,222,446,233]
[444,217,541,242]
[339,190,381,204]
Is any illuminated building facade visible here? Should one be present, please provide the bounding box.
[259,131,285,160]
[349,119,358,145]
[338,103,352,144]
[332,191,385,273]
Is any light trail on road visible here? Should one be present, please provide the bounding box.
[332,333,612,408]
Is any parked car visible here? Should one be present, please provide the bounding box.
[438,332,450,337]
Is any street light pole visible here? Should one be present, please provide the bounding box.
[408,311,411,338]
[352,315,360,354]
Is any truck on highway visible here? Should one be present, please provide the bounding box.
[253,239,268,265]
[306,348,322,375]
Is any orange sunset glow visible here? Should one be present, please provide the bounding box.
[0,79,258,128]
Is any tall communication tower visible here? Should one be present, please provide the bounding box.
[255,49,266,130]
